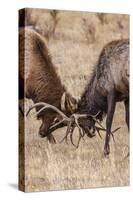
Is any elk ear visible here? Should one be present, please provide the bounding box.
[61,92,78,114]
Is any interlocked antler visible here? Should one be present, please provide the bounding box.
[26,102,120,147]
[59,114,87,148]
[26,103,89,147]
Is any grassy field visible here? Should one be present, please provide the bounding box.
[19,9,129,192]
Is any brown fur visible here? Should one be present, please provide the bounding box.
[19,27,77,143]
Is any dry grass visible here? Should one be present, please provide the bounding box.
[19,8,129,192]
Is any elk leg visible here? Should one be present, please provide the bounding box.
[124,99,129,131]
[104,90,116,156]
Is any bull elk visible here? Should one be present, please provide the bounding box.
[27,39,129,156]
[19,27,77,143]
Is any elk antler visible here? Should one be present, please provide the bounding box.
[87,111,101,118]
[26,102,90,147]
[27,102,120,147]
[60,117,75,144]
[59,114,86,147]
[59,113,97,147]
[26,102,70,121]
[95,125,121,142]
[95,126,105,139]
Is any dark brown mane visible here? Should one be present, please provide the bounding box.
[78,69,107,121]
[19,27,77,143]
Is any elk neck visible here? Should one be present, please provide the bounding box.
[78,70,108,121]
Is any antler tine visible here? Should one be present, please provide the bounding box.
[70,126,77,147]
[112,127,121,134]
[73,115,84,137]
[70,114,86,147]
[49,119,66,130]
[111,133,115,143]
[76,134,82,148]
[87,111,101,118]
[110,127,121,143]
[95,126,103,139]
[60,120,74,144]
[75,128,86,148]
[95,125,120,143]
[26,102,70,121]
[69,125,85,148]
[94,119,106,130]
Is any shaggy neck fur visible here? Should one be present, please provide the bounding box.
[78,70,107,121]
